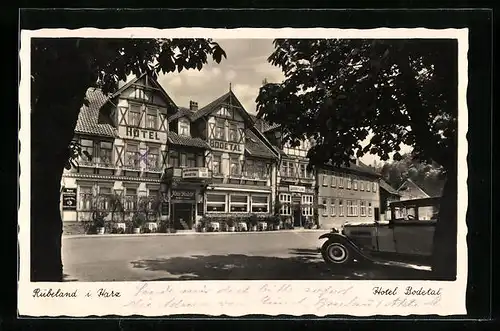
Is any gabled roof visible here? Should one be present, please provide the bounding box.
[397,178,431,198]
[105,72,178,110]
[379,179,400,195]
[244,129,278,159]
[190,90,255,125]
[249,114,281,133]
[168,107,193,122]
[75,88,118,137]
[321,160,381,178]
[168,131,210,149]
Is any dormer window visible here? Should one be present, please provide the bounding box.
[179,119,190,136]
[134,87,145,100]
[219,106,232,118]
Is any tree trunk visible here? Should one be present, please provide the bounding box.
[431,167,457,280]
[30,87,89,282]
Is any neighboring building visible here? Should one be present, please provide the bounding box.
[316,161,381,230]
[258,124,316,227]
[61,73,173,224]
[257,119,382,230]
[396,178,436,220]
[379,179,401,221]
[162,88,279,228]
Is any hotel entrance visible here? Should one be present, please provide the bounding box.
[170,189,196,230]
[172,203,194,230]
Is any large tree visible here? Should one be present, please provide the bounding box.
[256,39,458,279]
[30,38,226,281]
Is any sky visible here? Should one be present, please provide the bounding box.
[152,39,411,166]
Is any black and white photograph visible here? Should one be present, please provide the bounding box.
[19,27,469,317]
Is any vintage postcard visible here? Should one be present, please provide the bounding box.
[18,27,468,317]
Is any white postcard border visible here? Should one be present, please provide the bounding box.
[18,27,469,317]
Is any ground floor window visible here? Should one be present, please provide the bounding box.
[321,198,328,216]
[368,202,373,217]
[78,186,93,210]
[251,195,269,213]
[207,193,226,212]
[346,200,360,216]
[97,186,112,211]
[125,188,137,211]
[279,193,291,215]
[302,194,313,216]
[360,201,367,216]
[330,199,336,216]
[229,194,249,212]
[339,199,344,216]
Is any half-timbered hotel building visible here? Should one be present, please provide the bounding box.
[60,73,279,231]
[60,73,172,226]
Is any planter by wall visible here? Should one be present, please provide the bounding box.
[96,227,105,235]
[133,227,141,234]
[228,226,236,232]
[251,225,258,231]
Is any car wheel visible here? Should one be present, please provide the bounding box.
[321,240,351,265]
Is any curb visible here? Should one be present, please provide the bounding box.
[63,229,328,239]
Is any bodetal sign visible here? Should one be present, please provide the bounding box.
[209,139,243,153]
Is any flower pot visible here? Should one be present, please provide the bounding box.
[228,226,236,232]
[133,227,141,234]
[96,227,105,235]
[275,225,280,230]
[201,227,207,233]
[145,222,158,233]
[251,225,257,232]
[115,222,126,231]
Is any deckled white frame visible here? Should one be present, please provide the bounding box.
[18,28,469,317]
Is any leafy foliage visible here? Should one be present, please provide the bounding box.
[256,39,457,173]
[380,153,446,197]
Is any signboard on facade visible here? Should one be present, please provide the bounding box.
[171,189,196,202]
[208,139,243,153]
[161,200,170,216]
[120,126,166,143]
[289,185,306,193]
[62,188,77,210]
[182,167,209,179]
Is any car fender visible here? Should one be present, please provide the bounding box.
[318,232,348,241]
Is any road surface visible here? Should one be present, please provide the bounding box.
[62,231,431,282]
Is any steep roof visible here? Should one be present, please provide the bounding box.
[168,107,193,122]
[379,179,400,195]
[249,114,280,133]
[190,90,255,125]
[244,129,278,159]
[168,131,210,149]
[397,178,431,198]
[75,88,117,137]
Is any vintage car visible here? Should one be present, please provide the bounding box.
[319,197,441,270]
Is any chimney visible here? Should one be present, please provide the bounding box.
[189,100,198,111]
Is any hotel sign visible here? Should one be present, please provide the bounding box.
[209,139,243,153]
[121,126,165,142]
[289,185,306,193]
[182,167,209,179]
[171,189,196,202]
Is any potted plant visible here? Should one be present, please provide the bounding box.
[248,214,258,231]
[226,219,236,232]
[92,211,106,235]
[196,218,207,232]
[131,213,146,234]
[270,215,281,230]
